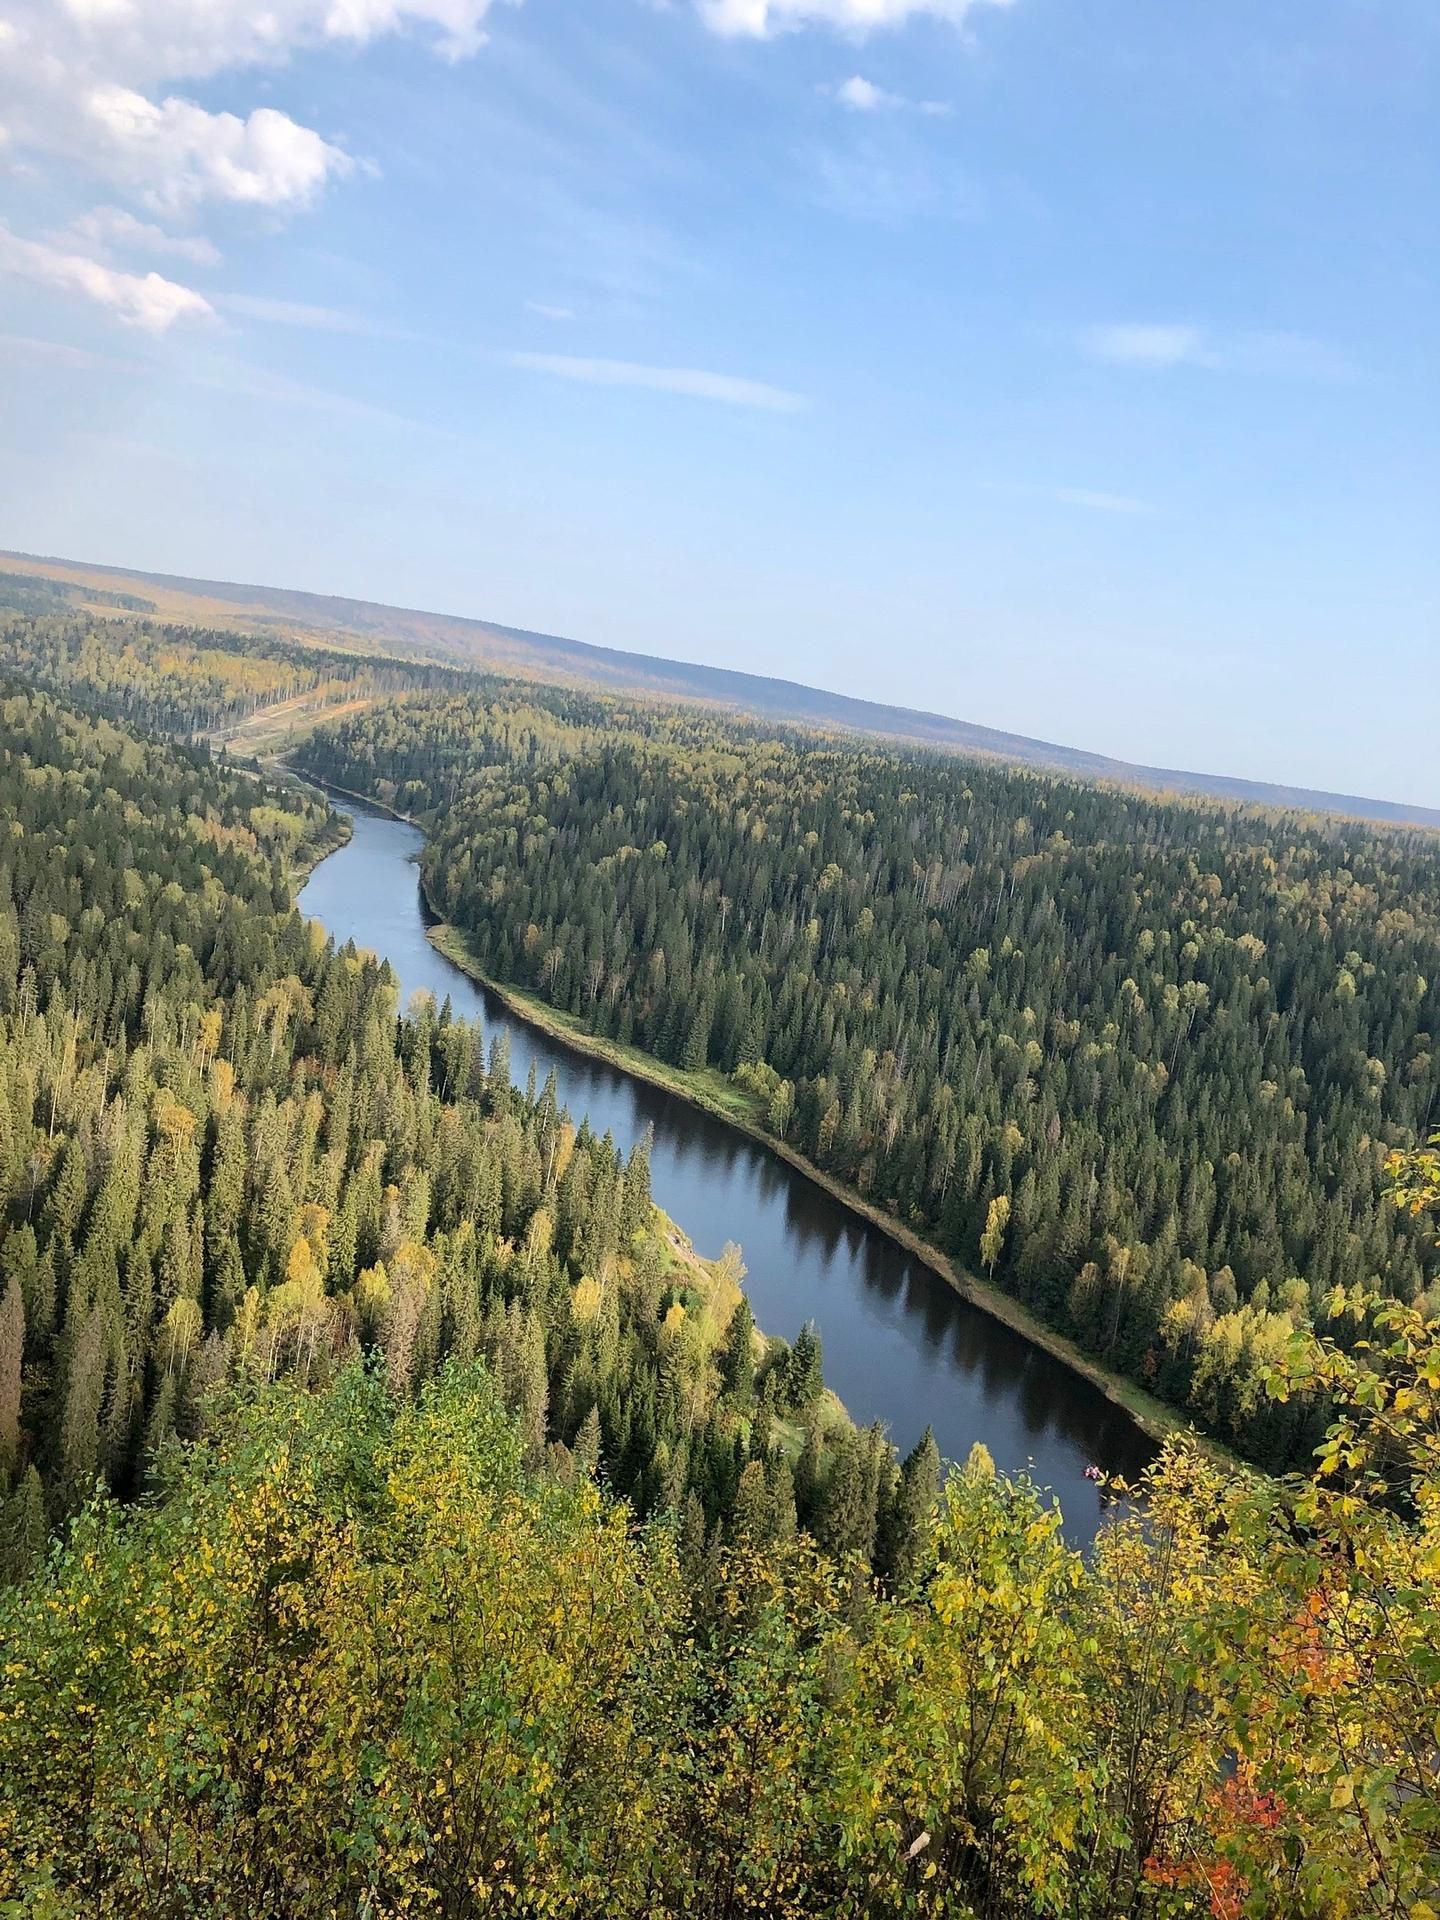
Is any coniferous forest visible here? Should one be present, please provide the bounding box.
[0,611,1437,1916]
[0,669,856,1567]
[296,685,1440,1470]
[0,608,464,746]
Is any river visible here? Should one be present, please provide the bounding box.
[298,802,1155,1540]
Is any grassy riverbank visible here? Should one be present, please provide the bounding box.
[424,917,1227,1463]
[287,810,352,888]
[288,765,1227,1469]
[291,809,864,1474]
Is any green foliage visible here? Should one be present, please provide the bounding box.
[0,1364,689,1917]
[0,679,835,1568]
[0,608,465,744]
[786,1319,824,1412]
[1,651,1439,1915]
[4,1347,1440,1917]
[297,686,1440,1471]
[1389,1132,1440,1235]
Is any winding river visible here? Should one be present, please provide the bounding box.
[298,802,1154,1541]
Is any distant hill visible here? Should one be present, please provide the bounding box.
[5,547,1436,829]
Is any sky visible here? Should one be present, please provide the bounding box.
[1,0,1436,806]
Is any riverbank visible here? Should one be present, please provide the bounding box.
[658,1212,852,1465]
[287,812,352,889]
[290,766,1228,1474]
[422,914,1226,1465]
[291,804,865,1474]
[234,753,353,888]
[286,770,412,823]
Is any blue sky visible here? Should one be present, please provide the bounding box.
[1,0,1436,804]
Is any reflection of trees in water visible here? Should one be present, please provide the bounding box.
[1017,1351,1058,1442]
[306,809,1157,1545]
[782,1182,850,1268]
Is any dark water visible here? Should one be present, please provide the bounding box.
[298,803,1154,1540]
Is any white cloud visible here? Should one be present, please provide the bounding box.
[1082,323,1352,380]
[836,75,892,110]
[830,75,950,113]
[507,351,807,412]
[526,300,576,322]
[86,87,352,211]
[0,221,213,331]
[3,0,506,92]
[699,0,1013,38]
[0,0,508,304]
[64,205,221,266]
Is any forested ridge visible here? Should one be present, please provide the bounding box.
[0,567,155,617]
[295,687,1440,1470]
[0,608,467,743]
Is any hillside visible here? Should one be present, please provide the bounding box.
[4,548,1436,829]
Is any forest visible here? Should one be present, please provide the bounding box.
[0,608,468,744]
[0,623,1437,1914]
[0,674,912,1581]
[295,686,1440,1470]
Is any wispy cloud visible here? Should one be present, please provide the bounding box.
[1081,322,1354,380]
[0,330,145,374]
[984,478,1157,517]
[0,326,437,433]
[61,205,221,266]
[218,293,375,331]
[181,356,464,438]
[0,221,212,332]
[1051,486,1154,516]
[699,0,1014,39]
[804,140,982,224]
[1083,323,1207,370]
[526,300,576,322]
[505,351,808,412]
[1220,332,1356,381]
[829,75,951,116]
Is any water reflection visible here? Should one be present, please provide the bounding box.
[298,802,1155,1543]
